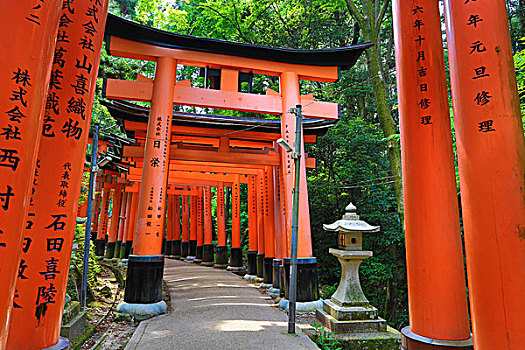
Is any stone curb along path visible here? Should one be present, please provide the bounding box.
[124,259,319,350]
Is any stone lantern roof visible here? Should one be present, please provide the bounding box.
[323,203,380,233]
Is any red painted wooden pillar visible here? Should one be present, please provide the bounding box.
[6,1,108,347]
[172,195,181,257]
[392,0,472,347]
[256,172,265,278]
[166,194,175,255]
[262,166,276,284]
[106,189,123,259]
[126,191,139,257]
[272,164,284,261]
[115,192,129,257]
[95,187,111,256]
[202,186,214,265]
[0,2,61,345]
[444,1,525,348]
[196,187,204,262]
[246,175,258,275]
[229,174,243,268]
[181,194,190,258]
[280,71,313,258]
[189,190,198,257]
[123,56,177,305]
[119,191,133,258]
[215,182,227,267]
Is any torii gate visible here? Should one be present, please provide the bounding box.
[102,13,368,311]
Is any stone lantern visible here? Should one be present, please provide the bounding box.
[316,202,401,346]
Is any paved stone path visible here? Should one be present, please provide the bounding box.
[124,258,319,350]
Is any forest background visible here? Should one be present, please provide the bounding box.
[88,0,525,330]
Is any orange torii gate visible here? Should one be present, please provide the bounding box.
[102,13,367,314]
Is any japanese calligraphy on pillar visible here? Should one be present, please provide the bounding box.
[0,2,62,346]
[411,3,435,127]
[460,0,494,132]
[6,0,109,347]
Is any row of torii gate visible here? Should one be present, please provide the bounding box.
[1,1,525,350]
[86,99,335,293]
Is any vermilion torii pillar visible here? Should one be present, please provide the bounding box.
[444,1,525,348]
[172,195,182,258]
[188,189,198,259]
[106,188,123,259]
[123,191,138,259]
[392,1,472,348]
[0,4,60,345]
[115,192,129,260]
[228,174,244,272]
[120,191,134,259]
[6,1,108,348]
[263,166,276,285]
[202,186,214,266]
[195,187,204,263]
[95,187,112,257]
[272,164,284,289]
[166,194,175,257]
[215,182,228,268]
[256,173,266,280]
[121,57,177,311]
[180,194,190,259]
[91,182,103,240]
[246,175,258,276]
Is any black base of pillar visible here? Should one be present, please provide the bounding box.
[90,231,97,243]
[202,244,214,264]
[94,239,106,257]
[161,238,167,255]
[229,248,243,267]
[263,257,274,284]
[279,265,286,298]
[172,240,181,258]
[180,241,189,259]
[124,255,164,304]
[272,259,282,288]
[215,246,228,267]
[196,245,203,261]
[124,241,133,258]
[247,250,257,275]
[165,240,173,256]
[105,242,116,259]
[401,327,473,350]
[114,241,122,259]
[256,254,264,278]
[119,242,127,259]
[189,240,197,256]
[283,257,319,302]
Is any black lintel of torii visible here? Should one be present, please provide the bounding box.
[104,13,372,70]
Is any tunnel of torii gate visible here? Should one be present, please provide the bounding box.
[96,99,335,292]
[92,13,370,313]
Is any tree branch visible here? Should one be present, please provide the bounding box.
[344,0,365,28]
[374,0,391,37]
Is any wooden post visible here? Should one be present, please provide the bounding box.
[106,189,123,259]
[115,192,129,259]
[229,174,243,269]
[392,0,472,347]
[120,191,133,259]
[95,187,111,257]
[181,194,190,259]
[263,166,276,284]
[122,56,177,306]
[6,1,108,347]
[172,195,181,258]
[280,72,313,258]
[0,4,61,343]
[215,182,227,267]
[196,187,204,262]
[246,175,258,275]
[256,172,265,279]
[189,189,198,257]
[202,186,214,265]
[444,0,525,347]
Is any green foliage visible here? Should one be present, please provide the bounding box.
[311,320,342,350]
